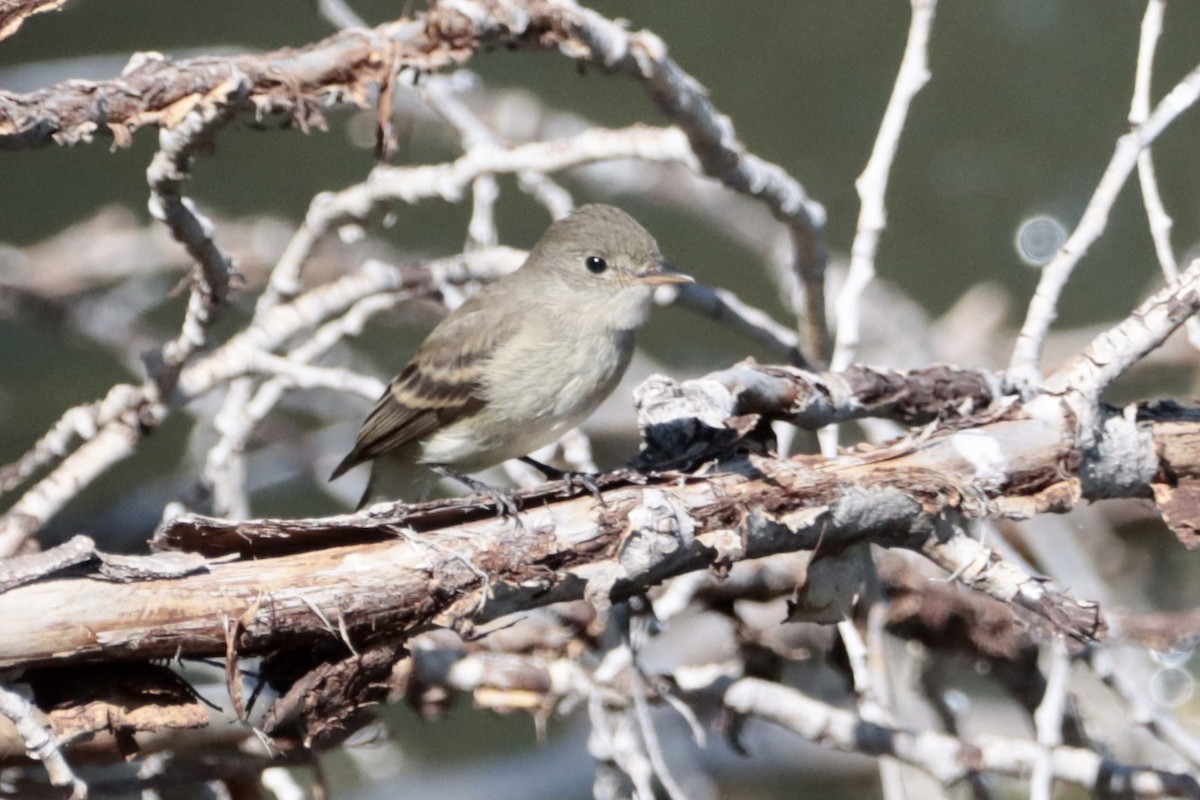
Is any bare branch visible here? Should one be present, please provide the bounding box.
[718,676,1200,798]
[0,0,70,42]
[0,682,86,799]
[423,73,575,223]
[918,516,1101,643]
[0,252,515,553]
[1086,647,1200,771]
[0,26,387,149]
[1030,640,1071,800]
[145,73,245,399]
[1010,55,1200,377]
[1130,0,1200,352]
[831,0,936,372]
[15,369,1191,669]
[0,0,828,360]
[536,2,829,359]
[264,124,695,318]
[0,534,94,592]
[669,283,804,365]
[4,4,1200,795]
[315,0,367,30]
[0,416,144,558]
[0,384,140,498]
[1044,258,1200,404]
[632,362,1000,449]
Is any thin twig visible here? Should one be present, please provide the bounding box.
[423,73,575,222]
[1010,56,1200,378]
[0,0,71,42]
[0,682,86,799]
[145,73,247,400]
[548,2,828,359]
[867,604,913,800]
[314,0,366,30]
[719,675,1200,797]
[629,676,687,800]
[1130,0,1200,351]
[831,0,937,373]
[1087,648,1200,770]
[1031,640,1071,800]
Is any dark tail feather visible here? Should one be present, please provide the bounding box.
[355,465,378,511]
[352,454,433,509]
[329,451,360,482]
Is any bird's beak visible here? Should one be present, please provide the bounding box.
[634,260,694,286]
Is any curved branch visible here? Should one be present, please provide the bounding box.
[0,0,828,359]
[0,0,70,41]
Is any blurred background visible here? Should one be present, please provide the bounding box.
[3,2,1200,798]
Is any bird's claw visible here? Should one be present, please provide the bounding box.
[561,471,606,505]
[433,466,523,525]
[483,486,522,522]
[519,457,606,505]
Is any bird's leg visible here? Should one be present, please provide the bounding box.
[519,456,606,505]
[519,456,565,480]
[432,465,522,521]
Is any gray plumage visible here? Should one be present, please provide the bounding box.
[330,204,691,507]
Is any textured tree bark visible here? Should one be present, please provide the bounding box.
[5,368,1198,674]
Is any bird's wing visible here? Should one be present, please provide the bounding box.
[329,300,521,479]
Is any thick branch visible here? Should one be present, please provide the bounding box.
[634,361,1000,441]
[12,380,1200,669]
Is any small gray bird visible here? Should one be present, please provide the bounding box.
[330,204,692,508]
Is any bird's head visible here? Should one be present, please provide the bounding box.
[525,204,693,330]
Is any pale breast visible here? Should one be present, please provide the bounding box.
[417,321,634,470]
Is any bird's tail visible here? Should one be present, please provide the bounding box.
[356,451,437,510]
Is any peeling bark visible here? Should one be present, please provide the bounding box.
[9,385,1199,677]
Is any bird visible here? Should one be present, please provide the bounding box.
[330,204,693,510]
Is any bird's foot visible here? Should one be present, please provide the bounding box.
[433,466,522,522]
[519,457,607,506]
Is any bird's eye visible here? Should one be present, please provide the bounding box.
[585,256,608,274]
